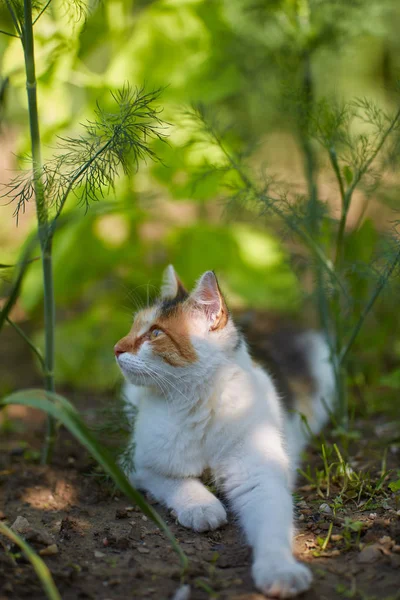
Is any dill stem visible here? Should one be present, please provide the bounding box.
[6,316,45,369]
[339,245,400,365]
[23,0,56,464]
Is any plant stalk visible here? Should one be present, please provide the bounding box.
[339,245,400,365]
[23,0,56,464]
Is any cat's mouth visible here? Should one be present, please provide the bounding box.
[116,353,155,386]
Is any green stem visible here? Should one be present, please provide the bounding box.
[6,316,45,370]
[51,138,113,232]
[300,50,331,339]
[339,246,400,365]
[0,28,20,38]
[32,0,53,25]
[23,0,56,464]
[328,147,347,267]
[5,0,23,39]
[328,146,348,425]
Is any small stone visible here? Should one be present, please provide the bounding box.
[369,513,377,520]
[94,550,106,558]
[357,544,382,563]
[319,503,332,515]
[39,544,58,556]
[298,514,305,521]
[331,549,341,556]
[171,584,191,600]
[331,534,343,542]
[141,516,148,522]
[379,536,393,547]
[115,509,129,519]
[11,516,31,535]
[11,516,53,546]
[137,546,150,554]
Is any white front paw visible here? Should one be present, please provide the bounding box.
[177,498,227,532]
[252,556,312,598]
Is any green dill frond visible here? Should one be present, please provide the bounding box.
[1,170,35,225]
[48,84,167,215]
[2,84,167,223]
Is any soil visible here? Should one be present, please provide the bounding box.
[1,323,400,600]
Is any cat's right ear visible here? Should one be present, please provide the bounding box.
[160,265,188,301]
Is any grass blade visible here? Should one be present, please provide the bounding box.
[0,521,61,600]
[0,389,188,571]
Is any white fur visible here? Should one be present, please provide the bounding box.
[117,276,334,598]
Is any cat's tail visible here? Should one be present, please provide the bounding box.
[299,330,335,434]
[285,331,336,462]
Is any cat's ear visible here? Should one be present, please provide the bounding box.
[160,264,188,301]
[190,271,228,331]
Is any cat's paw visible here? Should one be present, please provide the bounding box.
[252,556,312,598]
[177,498,227,532]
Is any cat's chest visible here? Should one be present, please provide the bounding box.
[136,402,213,477]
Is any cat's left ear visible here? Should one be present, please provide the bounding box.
[161,264,188,301]
[190,271,229,331]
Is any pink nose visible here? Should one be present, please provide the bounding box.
[114,344,124,357]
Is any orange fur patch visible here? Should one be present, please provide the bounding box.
[152,305,197,366]
[115,305,197,366]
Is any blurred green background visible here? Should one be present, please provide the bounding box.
[1,0,400,392]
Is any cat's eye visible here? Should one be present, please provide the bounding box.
[149,328,162,340]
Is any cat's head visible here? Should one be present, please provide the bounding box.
[114,266,241,394]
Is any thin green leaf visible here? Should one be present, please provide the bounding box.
[0,389,188,571]
[0,522,61,600]
[389,479,400,492]
[0,232,38,331]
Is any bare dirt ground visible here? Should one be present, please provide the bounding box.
[1,324,400,600]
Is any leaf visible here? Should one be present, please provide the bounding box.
[389,479,400,492]
[0,232,38,332]
[343,165,353,185]
[0,389,188,571]
[0,522,61,600]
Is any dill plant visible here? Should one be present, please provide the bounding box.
[0,0,167,462]
[187,96,400,427]
[181,0,400,427]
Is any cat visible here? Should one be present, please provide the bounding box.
[114,266,335,598]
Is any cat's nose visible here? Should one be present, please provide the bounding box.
[114,343,124,357]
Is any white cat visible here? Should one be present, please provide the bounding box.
[115,266,335,598]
